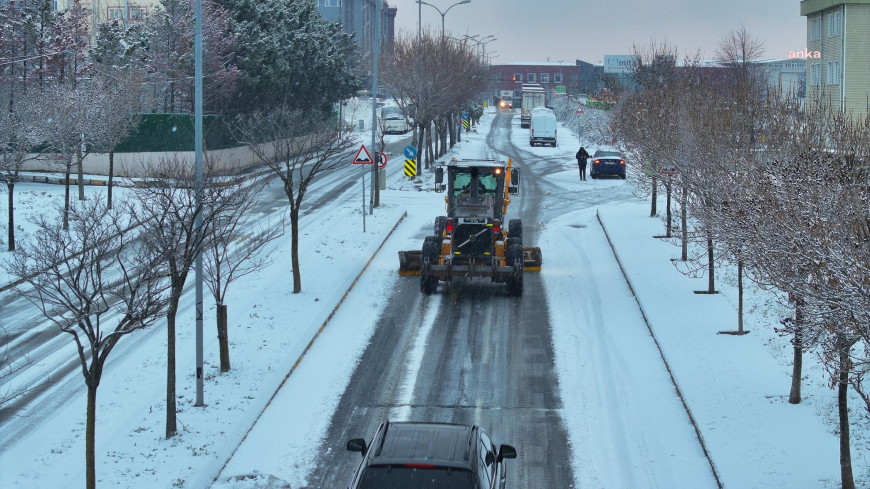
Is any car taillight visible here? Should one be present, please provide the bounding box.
[493,219,501,234]
[446,218,453,233]
[593,159,600,165]
[620,160,626,165]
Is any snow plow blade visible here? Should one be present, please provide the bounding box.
[523,247,543,271]
[398,247,542,275]
[398,250,422,276]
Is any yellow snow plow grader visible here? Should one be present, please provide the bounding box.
[397,157,543,296]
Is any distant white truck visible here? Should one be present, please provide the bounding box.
[529,108,557,147]
[520,84,546,128]
[380,106,411,134]
[499,90,513,110]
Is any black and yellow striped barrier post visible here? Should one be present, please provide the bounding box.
[404,158,417,177]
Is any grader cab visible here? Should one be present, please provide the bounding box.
[397,158,543,296]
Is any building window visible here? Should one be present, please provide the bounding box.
[541,73,550,83]
[810,63,821,86]
[493,73,502,82]
[513,73,523,82]
[527,73,536,82]
[107,6,148,21]
[827,61,840,84]
[809,18,821,41]
[827,11,842,37]
[322,0,340,6]
[554,73,563,84]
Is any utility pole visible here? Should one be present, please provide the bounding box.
[193,0,204,407]
[370,0,382,212]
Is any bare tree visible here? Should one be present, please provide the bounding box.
[613,40,684,217]
[202,176,282,372]
[234,106,358,293]
[381,30,488,168]
[0,90,43,251]
[715,25,766,147]
[127,155,243,438]
[0,325,38,411]
[37,83,82,229]
[3,197,168,489]
[85,68,144,210]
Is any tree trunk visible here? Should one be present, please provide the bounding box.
[650,174,657,217]
[789,329,802,404]
[86,382,97,489]
[706,234,715,293]
[107,151,115,210]
[63,163,71,230]
[838,338,855,489]
[418,124,427,169]
[425,125,433,169]
[680,186,688,261]
[788,300,804,404]
[665,177,672,238]
[217,303,230,372]
[737,256,744,333]
[77,143,85,201]
[291,207,301,293]
[165,296,178,439]
[7,181,14,252]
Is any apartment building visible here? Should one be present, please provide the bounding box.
[316,0,396,57]
[801,0,870,115]
[51,0,157,40]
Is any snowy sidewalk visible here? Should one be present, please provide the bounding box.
[597,202,840,488]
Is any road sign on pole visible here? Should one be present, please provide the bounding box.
[378,153,388,169]
[404,145,417,160]
[353,145,374,165]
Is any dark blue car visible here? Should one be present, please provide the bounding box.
[589,150,626,179]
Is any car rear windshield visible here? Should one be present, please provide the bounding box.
[357,465,477,489]
[597,151,621,157]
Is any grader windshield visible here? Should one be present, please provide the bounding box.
[452,169,499,196]
[448,165,505,220]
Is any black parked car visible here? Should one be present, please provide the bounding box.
[346,421,517,489]
[589,149,627,179]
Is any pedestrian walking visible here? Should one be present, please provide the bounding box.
[576,146,589,180]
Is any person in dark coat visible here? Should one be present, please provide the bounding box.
[576,146,590,180]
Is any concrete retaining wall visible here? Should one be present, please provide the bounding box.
[20,142,277,177]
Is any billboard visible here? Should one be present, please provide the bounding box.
[604,55,636,74]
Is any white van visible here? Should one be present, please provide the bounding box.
[529,110,557,147]
[380,106,411,134]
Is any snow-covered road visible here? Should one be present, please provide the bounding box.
[0,107,847,488]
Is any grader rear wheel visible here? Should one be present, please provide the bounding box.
[420,236,440,294]
[506,243,524,296]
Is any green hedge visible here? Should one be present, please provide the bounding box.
[115,113,240,152]
[585,100,613,111]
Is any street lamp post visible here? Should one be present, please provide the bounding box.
[478,35,495,63]
[416,0,471,37]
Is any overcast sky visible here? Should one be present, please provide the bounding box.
[390,0,808,64]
